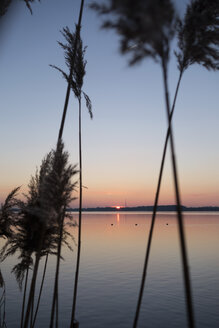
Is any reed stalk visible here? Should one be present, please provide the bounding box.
[20,268,29,328]
[70,98,82,328]
[161,58,194,328]
[49,211,65,328]
[31,253,48,328]
[23,252,41,328]
[133,69,183,327]
[91,2,197,327]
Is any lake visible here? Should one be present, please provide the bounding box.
[1,212,219,327]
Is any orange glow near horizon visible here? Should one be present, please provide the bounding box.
[1,182,219,209]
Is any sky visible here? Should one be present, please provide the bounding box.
[0,0,219,208]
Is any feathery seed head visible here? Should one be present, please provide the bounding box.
[176,0,219,71]
[91,0,177,65]
[50,26,93,118]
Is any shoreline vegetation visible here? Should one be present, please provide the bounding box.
[69,205,219,212]
[9,205,219,213]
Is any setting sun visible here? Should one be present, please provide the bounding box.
[111,205,124,210]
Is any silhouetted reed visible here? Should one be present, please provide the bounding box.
[0,187,20,239]
[11,140,77,328]
[21,266,29,328]
[69,32,92,328]
[140,4,219,328]
[0,0,11,17]
[91,1,195,327]
[0,269,6,328]
[0,113,78,328]
[46,141,77,328]
[31,253,48,327]
[0,187,20,327]
[22,0,41,15]
[0,0,40,16]
[1,1,85,327]
[176,0,219,72]
[51,26,93,327]
[0,155,54,327]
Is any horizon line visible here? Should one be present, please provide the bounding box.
[69,204,219,211]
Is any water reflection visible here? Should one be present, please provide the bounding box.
[116,213,120,224]
[1,212,219,327]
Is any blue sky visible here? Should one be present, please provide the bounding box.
[0,0,219,207]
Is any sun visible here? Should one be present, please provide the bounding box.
[111,205,124,210]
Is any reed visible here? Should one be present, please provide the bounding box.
[0,186,20,239]
[68,32,92,328]
[142,3,219,328]
[47,141,78,328]
[9,141,77,328]
[0,0,40,16]
[0,269,6,327]
[91,1,196,327]
[51,25,93,327]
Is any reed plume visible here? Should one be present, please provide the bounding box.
[46,140,78,328]
[20,140,77,328]
[0,0,40,16]
[0,186,20,239]
[176,0,219,72]
[54,0,85,141]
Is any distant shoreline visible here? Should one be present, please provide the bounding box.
[69,205,219,212]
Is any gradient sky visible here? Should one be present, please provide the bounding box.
[0,0,219,208]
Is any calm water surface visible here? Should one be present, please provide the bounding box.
[1,212,219,327]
